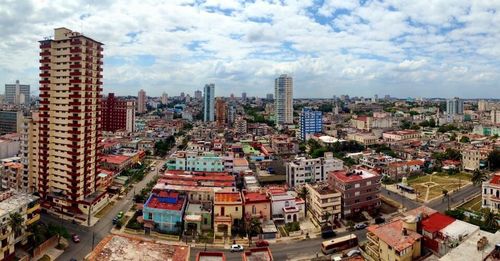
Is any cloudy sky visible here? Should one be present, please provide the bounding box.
[1,0,500,98]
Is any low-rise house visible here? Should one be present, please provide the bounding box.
[363,216,422,261]
[243,191,271,222]
[383,130,421,142]
[143,191,187,233]
[243,247,274,261]
[0,162,23,191]
[482,171,500,213]
[462,147,491,171]
[305,183,341,227]
[184,201,212,236]
[328,169,381,218]
[214,192,243,237]
[347,132,378,146]
[268,187,304,223]
[384,160,424,180]
[270,135,299,155]
[167,151,224,172]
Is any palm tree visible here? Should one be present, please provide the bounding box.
[471,169,488,186]
[298,186,309,218]
[323,212,332,227]
[481,208,498,231]
[8,212,25,239]
[442,189,450,210]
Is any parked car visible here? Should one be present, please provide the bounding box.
[347,249,361,257]
[255,240,269,247]
[354,223,367,230]
[112,217,119,225]
[72,234,80,243]
[230,244,244,252]
[374,217,385,224]
[117,211,124,218]
[321,229,336,239]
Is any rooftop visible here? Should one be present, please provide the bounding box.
[330,169,378,183]
[421,212,455,233]
[196,252,226,261]
[243,192,270,203]
[0,190,39,217]
[243,247,273,261]
[101,155,130,165]
[86,234,189,261]
[440,230,500,261]
[367,218,422,252]
[215,192,242,203]
[145,192,184,211]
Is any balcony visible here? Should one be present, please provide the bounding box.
[39,58,50,63]
[69,79,82,84]
[40,42,51,49]
[69,94,81,99]
[39,72,50,77]
[40,50,51,56]
[39,65,50,70]
[70,47,82,53]
[70,56,82,61]
[39,93,49,98]
[40,86,49,91]
[69,71,82,76]
[71,39,82,45]
[69,101,81,106]
[70,64,82,69]
[39,79,50,84]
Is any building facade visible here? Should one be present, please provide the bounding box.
[215,98,226,128]
[446,97,464,115]
[143,191,186,233]
[299,107,322,140]
[37,27,107,221]
[482,172,500,213]
[274,74,293,125]
[305,183,341,227]
[0,110,23,135]
[4,80,30,105]
[328,169,381,218]
[137,89,146,113]
[286,152,344,187]
[101,93,135,132]
[203,84,215,122]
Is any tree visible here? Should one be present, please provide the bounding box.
[471,169,488,186]
[482,208,498,231]
[8,212,25,238]
[459,136,470,143]
[298,186,309,218]
[488,149,500,171]
[246,217,262,245]
[323,212,332,226]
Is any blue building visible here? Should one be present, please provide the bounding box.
[143,191,186,233]
[299,108,322,140]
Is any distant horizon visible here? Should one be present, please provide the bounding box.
[1,1,500,98]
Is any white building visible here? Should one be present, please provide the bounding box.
[482,172,500,213]
[285,152,343,187]
[268,187,304,223]
[274,74,293,125]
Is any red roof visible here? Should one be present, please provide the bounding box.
[421,212,455,233]
[490,173,500,185]
[243,192,269,204]
[145,192,184,211]
[367,219,422,252]
[101,155,129,165]
[215,192,242,203]
[330,169,378,183]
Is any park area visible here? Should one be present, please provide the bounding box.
[459,194,482,213]
[407,172,472,202]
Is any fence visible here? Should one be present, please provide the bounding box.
[33,235,59,259]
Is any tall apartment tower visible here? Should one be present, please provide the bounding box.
[161,92,168,105]
[37,28,106,220]
[446,97,464,115]
[274,74,293,125]
[215,98,226,128]
[203,83,215,122]
[102,93,135,132]
[137,89,146,113]
[4,80,30,105]
[299,107,323,140]
[194,90,202,100]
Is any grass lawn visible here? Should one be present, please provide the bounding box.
[460,195,482,212]
[407,172,472,202]
[94,201,115,218]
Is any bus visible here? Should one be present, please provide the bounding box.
[321,234,358,255]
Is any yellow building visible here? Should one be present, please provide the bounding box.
[213,192,243,238]
[305,183,341,227]
[364,216,422,261]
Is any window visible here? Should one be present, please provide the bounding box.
[252,205,256,214]
[285,201,290,207]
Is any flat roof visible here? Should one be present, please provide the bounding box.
[367,219,422,252]
[440,231,500,261]
[145,192,184,211]
[101,155,130,165]
[331,169,378,183]
[86,234,189,261]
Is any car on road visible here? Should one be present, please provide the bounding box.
[347,249,361,257]
[354,223,367,230]
[117,211,124,218]
[71,234,80,243]
[255,240,269,247]
[230,244,244,252]
[112,217,119,225]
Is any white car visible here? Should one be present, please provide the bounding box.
[347,249,361,257]
[230,244,244,252]
[354,223,367,230]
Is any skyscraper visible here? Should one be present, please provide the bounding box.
[37,28,105,219]
[215,98,226,128]
[299,108,322,140]
[161,92,168,104]
[203,84,215,122]
[274,74,293,125]
[5,80,30,105]
[241,92,247,100]
[194,90,202,100]
[102,93,135,132]
[446,97,464,115]
[137,89,146,113]
[0,110,23,134]
[266,93,274,100]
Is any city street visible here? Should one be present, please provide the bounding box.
[49,158,165,261]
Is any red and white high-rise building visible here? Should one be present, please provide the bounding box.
[101,93,135,133]
[37,28,108,222]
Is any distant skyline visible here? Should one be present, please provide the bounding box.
[1,1,500,98]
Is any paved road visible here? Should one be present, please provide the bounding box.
[189,230,367,261]
[427,184,481,212]
[51,159,165,261]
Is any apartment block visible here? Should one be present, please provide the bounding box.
[299,108,322,140]
[0,110,23,135]
[37,28,108,222]
[286,152,343,187]
[102,93,135,132]
[328,169,381,218]
[4,80,30,105]
[305,183,341,227]
[167,151,224,172]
